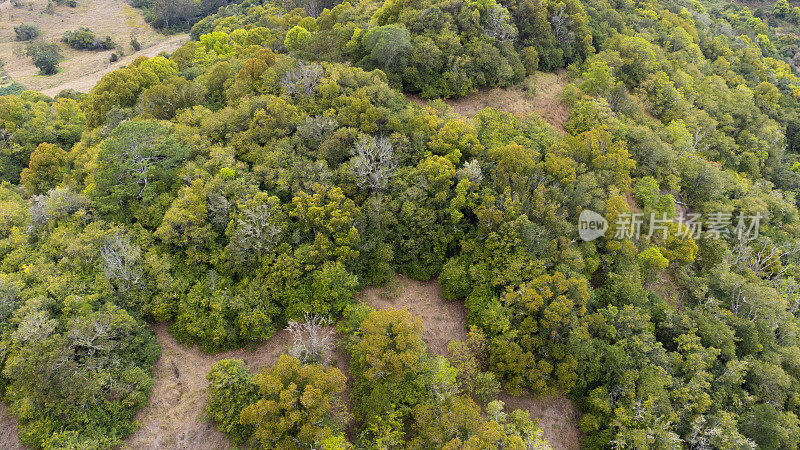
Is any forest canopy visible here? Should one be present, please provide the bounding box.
[3,0,800,447]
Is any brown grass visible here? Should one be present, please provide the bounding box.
[406,70,570,133]
[357,275,468,356]
[124,324,348,449]
[0,0,187,95]
[499,392,581,450]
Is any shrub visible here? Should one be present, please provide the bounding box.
[14,24,39,41]
[206,359,258,446]
[25,42,62,75]
[0,82,25,96]
[130,35,141,51]
[62,27,115,50]
[110,53,119,62]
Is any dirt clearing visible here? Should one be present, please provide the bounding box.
[124,324,347,450]
[500,392,582,450]
[358,276,468,356]
[406,70,570,133]
[359,276,581,450]
[1,277,579,449]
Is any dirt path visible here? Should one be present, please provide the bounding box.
[405,70,570,133]
[40,33,188,97]
[123,324,293,449]
[0,403,23,450]
[0,0,187,96]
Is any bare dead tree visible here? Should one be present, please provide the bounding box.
[12,309,57,344]
[550,4,574,46]
[731,285,744,315]
[675,127,709,158]
[734,239,797,279]
[207,192,231,229]
[778,279,800,315]
[67,319,112,359]
[286,314,334,365]
[351,136,398,194]
[281,62,323,97]
[304,0,320,18]
[100,234,142,291]
[230,204,281,263]
[0,128,12,148]
[0,278,20,322]
[457,159,483,185]
[607,84,627,113]
[482,5,517,42]
[743,298,759,322]
[28,188,89,231]
[297,115,338,148]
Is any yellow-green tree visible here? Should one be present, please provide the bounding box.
[240,355,347,449]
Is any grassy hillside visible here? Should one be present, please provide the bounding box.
[0,0,187,93]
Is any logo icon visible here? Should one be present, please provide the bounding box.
[578,209,608,241]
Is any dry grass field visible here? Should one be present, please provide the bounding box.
[0,0,187,95]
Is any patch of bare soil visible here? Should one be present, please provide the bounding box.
[405,70,570,133]
[499,392,582,450]
[359,275,582,449]
[0,403,23,450]
[357,275,468,356]
[123,323,347,450]
[0,0,187,95]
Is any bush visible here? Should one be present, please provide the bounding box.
[206,359,258,446]
[62,27,115,50]
[25,42,62,75]
[130,36,141,51]
[14,24,39,41]
[110,53,119,62]
[0,82,25,96]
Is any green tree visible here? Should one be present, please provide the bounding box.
[285,25,312,52]
[206,359,259,446]
[88,121,188,225]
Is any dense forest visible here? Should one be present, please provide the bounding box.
[3,0,800,446]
